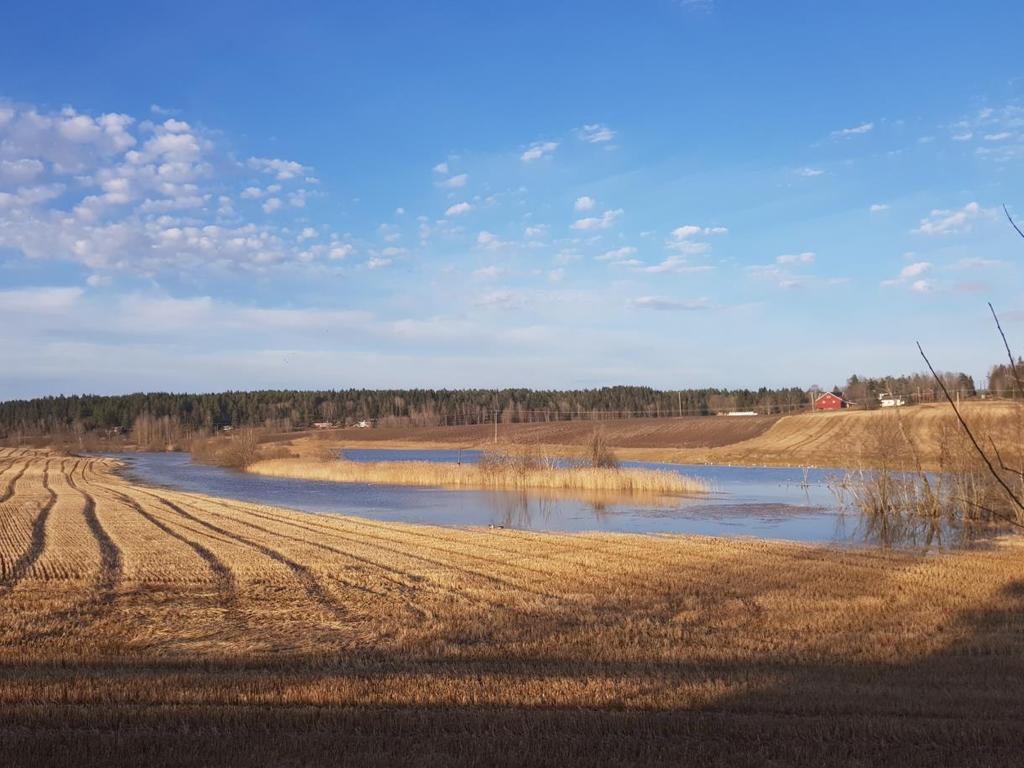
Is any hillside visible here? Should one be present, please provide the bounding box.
[299,402,1023,470]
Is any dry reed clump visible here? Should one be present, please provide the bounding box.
[834,410,1024,547]
[586,428,619,468]
[2,449,1024,767]
[191,428,293,470]
[249,450,706,495]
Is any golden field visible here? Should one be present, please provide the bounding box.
[1,447,1023,766]
[297,401,1024,470]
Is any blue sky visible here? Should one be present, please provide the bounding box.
[1,0,1023,399]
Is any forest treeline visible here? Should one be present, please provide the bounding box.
[0,363,1009,438]
[0,386,808,437]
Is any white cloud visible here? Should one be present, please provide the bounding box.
[247,157,308,181]
[596,246,638,262]
[366,256,392,269]
[953,257,1004,270]
[329,244,353,260]
[662,224,725,258]
[881,261,936,291]
[0,158,44,184]
[831,122,874,138]
[0,183,65,210]
[636,256,714,274]
[445,201,473,216]
[913,202,989,235]
[628,296,710,311]
[298,227,317,242]
[671,225,702,239]
[0,286,83,313]
[432,162,449,174]
[439,173,468,189]
[574,195,596,211]
[776,251,815,265]
[869,203,890,213]
[162,118,191,134]
[571,208,622,231]
[900,261,931,278]
[521,141,558,163]
[578,124,615,144]
[0,101,345,276]
[472,265,505,280]
[525,224,548,239]
[474,290,526,309]
[948,104,1024,160]
[476,230,509,250]
[796,167,825,177]
[747,265,805,289]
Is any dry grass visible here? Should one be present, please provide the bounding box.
[296,401,1024,471]
[191,427,295,469]
[247,452,707,495]
[1,447,1023,766]
[832,408,1024,547]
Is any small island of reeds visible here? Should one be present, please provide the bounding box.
[195,428,708,496]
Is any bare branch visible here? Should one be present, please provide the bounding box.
[954,497,1024,532]
[988,435,1024,479]
[990,302,1024,397]
[917,341,1024,516]
[1006,203,1024,240]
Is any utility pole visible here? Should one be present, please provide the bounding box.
[677,390,682,417]
[493,409,498,444]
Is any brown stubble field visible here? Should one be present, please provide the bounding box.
[1,447,1023,766]
[294,401,1024,471]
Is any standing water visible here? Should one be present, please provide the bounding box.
[104,449,889,545]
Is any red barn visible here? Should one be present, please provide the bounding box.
[814,392,846,411]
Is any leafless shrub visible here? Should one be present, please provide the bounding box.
[131,412,189,451]
[191,427,273,470]
[834,404,1024,547]
[587,428,619,468]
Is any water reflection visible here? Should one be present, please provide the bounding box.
[482,487,683,528]
[829,475,1005,551]
[94,450,996,549]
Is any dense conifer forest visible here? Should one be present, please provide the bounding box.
[0,366,993,437]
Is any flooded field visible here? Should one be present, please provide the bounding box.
[108,449,883,544]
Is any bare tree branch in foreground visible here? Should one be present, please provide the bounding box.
[917,340,1024,525]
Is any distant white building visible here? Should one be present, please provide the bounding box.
[878,393,905,408]
[725,411,758,417]
[355,420,371,428]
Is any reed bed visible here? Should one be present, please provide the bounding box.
[247,455,707,495]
